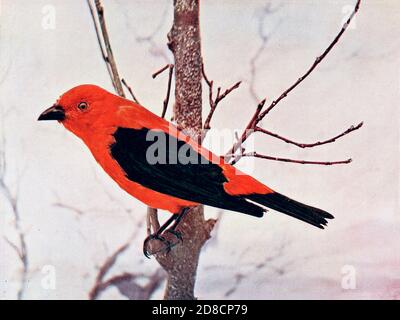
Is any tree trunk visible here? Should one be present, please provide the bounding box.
[153,0,215,300]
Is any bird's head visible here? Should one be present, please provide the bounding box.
[38,84,123,138]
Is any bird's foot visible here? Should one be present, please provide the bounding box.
[143,234,171,259]
[142,229,184,258]
[165,229,183,243]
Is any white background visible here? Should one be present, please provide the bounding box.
[0,0,399,299]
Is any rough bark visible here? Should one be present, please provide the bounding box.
[153,0,216,300]
[168,0,203,138]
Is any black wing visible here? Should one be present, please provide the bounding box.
[109,127,264,217]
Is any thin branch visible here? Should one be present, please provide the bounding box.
[121,78,140,104]
[91,273,137,298]
[202,63,241,130]
[87,0,125,97]
[4,237,22,258]
[89,222,165,300]
[163,65,174,119]
[232,151,352,166]
[226,0,362,162]
[201,62,212,86]
[0,179,28,300]
[87,0,107,60]
[87,0,167,300]
[0,112,29,300]
[89,232,136,300]
[258,0,361,120]
[151,64,174,119]
[225,99,265,162]
[255,122,364,149]
[152,64,170,79]
[204,82,241,130]
[95,269,165,300]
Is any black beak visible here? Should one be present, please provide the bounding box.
[38,105,65,121]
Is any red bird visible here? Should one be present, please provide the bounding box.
[38,85,333,255]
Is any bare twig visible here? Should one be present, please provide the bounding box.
[255,122,364,149]
[121,78,140,104]
[0,111,28,300]
[152,64,170,79]
[87,0,111,73]
[91,240,131,295]
[93,269,165,300]
[87,0,125,97]
[162,65,174,119]
[90,272,134,299]
[226,0,362,163]
[1,177,28,300]
[230,151,352,166]
[89,221,165,300]
[202,63,241,130]
[152,64,174,119]
[225,99,265,162]
[259,0,361,120]
[89,223,140,298]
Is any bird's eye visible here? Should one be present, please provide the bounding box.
[77,102,88,111]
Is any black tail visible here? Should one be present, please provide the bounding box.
[246,192,334,229]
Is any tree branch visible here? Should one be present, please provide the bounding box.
[0,169,28,300]
[149,0,216,300]
[255,122,363,149]
[87,0,126,97]
[89,222,165,300]
[258,0,361,120]
[152,64,174,119]
[89,239,131,300]
[202,63,241,130]
[226,0,362,163]
[231,151,352,166]
[121,78,140,104]
[224,99,265,162]
[94,270,165,300]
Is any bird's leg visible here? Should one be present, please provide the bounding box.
[165,207,191,242]
[143,214,177,258]
[143,208,191,258]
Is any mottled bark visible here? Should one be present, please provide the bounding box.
[168,0,202,138]
[155,206,216,300]
[153,0,216,300]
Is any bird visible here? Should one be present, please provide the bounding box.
[38,84,334,256]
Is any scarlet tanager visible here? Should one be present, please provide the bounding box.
[38,85,333,254]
